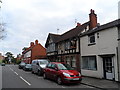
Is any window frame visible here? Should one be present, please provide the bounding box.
[82,56,97,71]
[88,33,96,46]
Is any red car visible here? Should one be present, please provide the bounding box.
[43,62,82,85]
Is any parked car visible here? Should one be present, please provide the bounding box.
[31,59,49,76]
[43,62,82,85]
[18,62,26,69]
[1,63,5,66]
[23,64,32,71]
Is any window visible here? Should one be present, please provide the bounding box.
[65,41,70,50]
[88,34,95,45]
[82,56,97,70]
[66,57,71,65]
[51,64,57,69]
[71,56,76,68]
[47,63,52,68]
[70,40,76,48]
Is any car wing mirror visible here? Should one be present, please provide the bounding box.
[55,68,58,71]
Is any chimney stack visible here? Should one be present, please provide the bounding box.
[35,40,39,45]
[89,9,97,29]
[77,22,81,26]
[30,42,34,47]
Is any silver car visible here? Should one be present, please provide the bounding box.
[31,59,49,76]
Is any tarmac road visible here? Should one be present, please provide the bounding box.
[2,64,100,89]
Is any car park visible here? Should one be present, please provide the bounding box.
[31,59,49,76]
[18,62,26,69]
[23,64,32,71]
[43,62,82,85]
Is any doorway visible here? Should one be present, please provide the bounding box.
[103,57,114,80]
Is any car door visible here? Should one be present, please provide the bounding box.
[45,63,52,78]
[50,64,59,80]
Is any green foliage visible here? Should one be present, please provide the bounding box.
[0,60,2,64]
[16,60,21,64]
[5,52,14,63]
[2,59,6,63]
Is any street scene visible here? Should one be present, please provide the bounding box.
[0,0,120,89]
[1,64,120,89]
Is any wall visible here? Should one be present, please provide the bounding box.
[118,26,120,82]
[80,27,118,80]
[31,44,46,61]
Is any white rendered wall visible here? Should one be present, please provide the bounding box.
[80,27,118,81]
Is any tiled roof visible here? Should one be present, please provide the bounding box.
[45,21,89,47]
[57,22,89,42]
[49,33,61,43]
[80,19,120,37]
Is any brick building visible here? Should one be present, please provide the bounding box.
[22,40,46,64]
[0,53,4,61]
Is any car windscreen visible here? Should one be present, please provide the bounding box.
[57,63,74,70]
[21,62,26,65]
[39,60,48,65]
[26,64,31,67]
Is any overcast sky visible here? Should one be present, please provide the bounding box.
[0,0,119,57]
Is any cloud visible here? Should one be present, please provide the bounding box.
[0,0,119,56]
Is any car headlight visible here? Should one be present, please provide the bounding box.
[63,72,70,77]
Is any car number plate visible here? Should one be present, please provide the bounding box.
[73,78,79,80]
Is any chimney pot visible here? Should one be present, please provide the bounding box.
[35,40,39,45]
[30,42,34,47]
[77,22,81,26]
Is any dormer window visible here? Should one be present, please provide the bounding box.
[88,34,96,46]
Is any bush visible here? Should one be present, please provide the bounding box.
[2,60,6,63]
[16,60,21,64]
[0,60,2,64]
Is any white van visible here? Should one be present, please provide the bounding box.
[31,59,49,76]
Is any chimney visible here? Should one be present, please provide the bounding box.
[30,42,34,47]
[35,40,39,45]
[77,22,81,26]
[89,9,97,29]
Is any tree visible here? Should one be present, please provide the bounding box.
[5,52,14,64]
[0,1,6,41]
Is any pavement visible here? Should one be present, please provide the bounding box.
[81,76,120,89]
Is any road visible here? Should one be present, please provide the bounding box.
[2,65,100,89]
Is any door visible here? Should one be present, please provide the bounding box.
[49,64,58,80]
[103,57,114,80]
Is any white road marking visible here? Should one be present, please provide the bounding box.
[14,72,18,75]
[20,76,31,86]
[9,68,14,71]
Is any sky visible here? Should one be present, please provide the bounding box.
[0,0,119,57]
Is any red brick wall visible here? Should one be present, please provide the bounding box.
[31,43,46,62]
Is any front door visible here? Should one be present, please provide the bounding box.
[103,57,114,80]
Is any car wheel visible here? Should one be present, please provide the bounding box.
[38,70,42,76]
[57,77,62,85]
[43,73,47,79]
[24,68,26,71]
[31,70,34,74]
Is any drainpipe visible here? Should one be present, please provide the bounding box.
[116,47,120,82]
